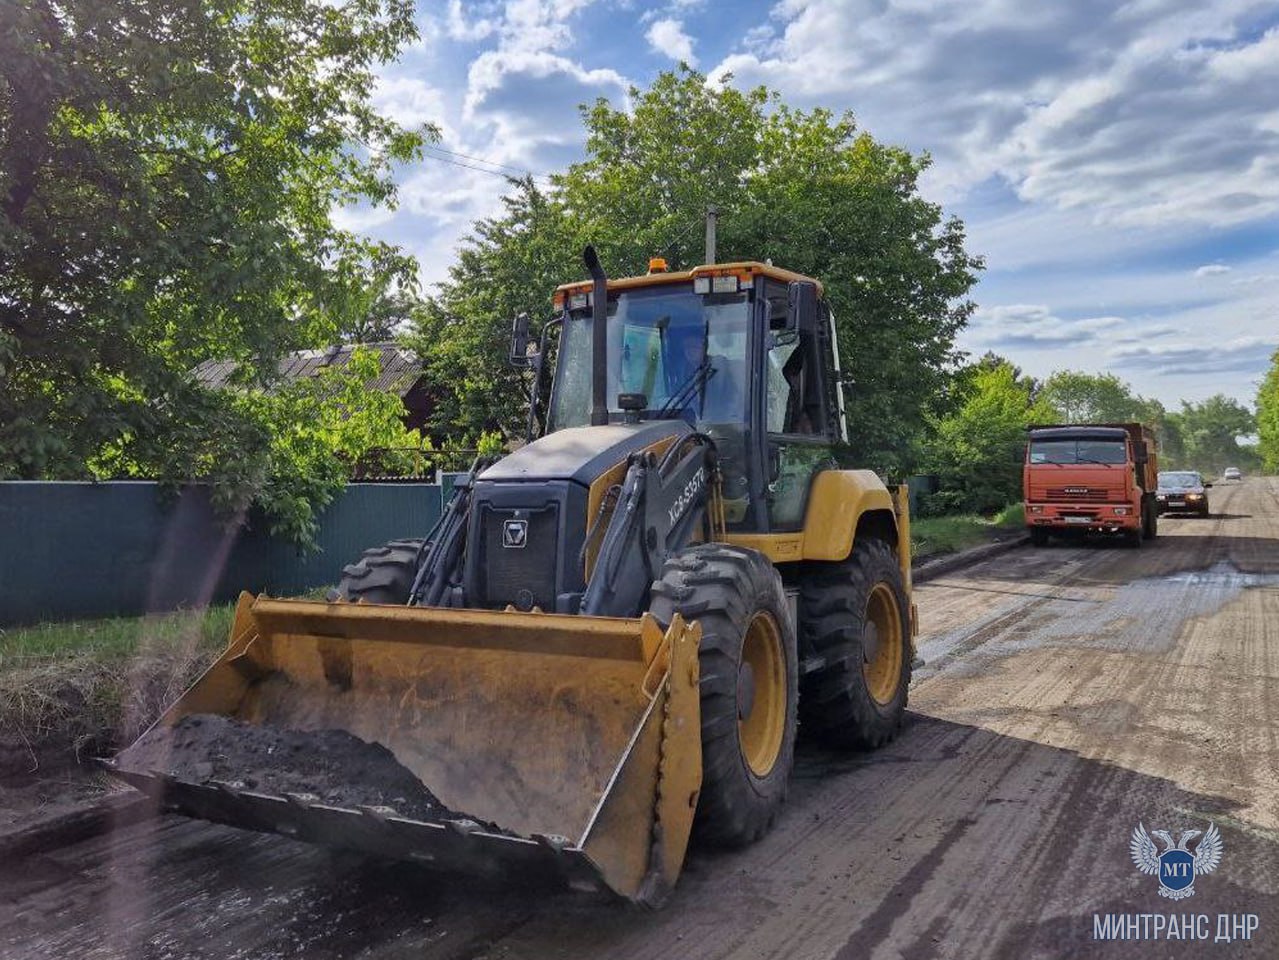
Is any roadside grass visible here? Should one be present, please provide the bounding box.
[912,503,1023,560]
[0,606,235,773]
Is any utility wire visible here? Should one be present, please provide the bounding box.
[421,146,553,186]
[424,145,549,178]
[661,214,708,264]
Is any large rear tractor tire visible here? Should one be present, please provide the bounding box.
[1029,527,1050,547]
[649,544,798,847]
[334,539,425,605]
[798,538,912,750]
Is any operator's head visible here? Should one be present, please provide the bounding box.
[668,323,704,372]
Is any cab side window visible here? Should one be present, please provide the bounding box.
[761,281,833,529]
[765,334,818,435]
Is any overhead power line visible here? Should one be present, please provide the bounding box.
[420,145,553,186]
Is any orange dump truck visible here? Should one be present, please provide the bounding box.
[1023,422,1159,546]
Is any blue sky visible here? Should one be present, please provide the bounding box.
[343,0,1279,409]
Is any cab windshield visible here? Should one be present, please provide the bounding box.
[1028,438,1127,465]
[549,287,750,429]
[1159,472,1201,489]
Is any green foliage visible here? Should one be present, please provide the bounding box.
[1167,394,1257,476]
[409,68,982,466]
[910,505,1022,558]
[406,181,578,441]
[1037,369,1179,460]
[922,355,1055,515]
[94,347,425,547]
[0,0,429,542]
[1259,350,1279,473]
[1038,370,1147,423]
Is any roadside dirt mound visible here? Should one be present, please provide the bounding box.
[118,714,465,823]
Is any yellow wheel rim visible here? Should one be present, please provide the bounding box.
[739,611,786,778]
[863,583,904,706]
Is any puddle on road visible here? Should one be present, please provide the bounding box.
[1032,560,1279,653]
[918,560,1279,675]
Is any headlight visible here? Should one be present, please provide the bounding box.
[1113,507,1129,515]
[1030,505,1044,513]
[1187,493,1203,499]
[1156,494,1167,500]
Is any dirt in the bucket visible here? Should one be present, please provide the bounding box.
[117,714,484,825]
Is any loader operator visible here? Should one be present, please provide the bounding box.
[662,320,742,424]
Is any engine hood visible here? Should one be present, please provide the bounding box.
[480,421,692,487]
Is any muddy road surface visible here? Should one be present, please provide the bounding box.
[4,478,1277,959]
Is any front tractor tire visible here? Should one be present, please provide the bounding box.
[334,539,425,605]
[798,538,912,750]
[649,544,799,847]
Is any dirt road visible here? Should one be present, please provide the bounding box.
[4,478,1277,959]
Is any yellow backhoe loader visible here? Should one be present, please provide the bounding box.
[108,248,918,905]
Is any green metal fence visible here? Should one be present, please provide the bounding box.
[0,482,443,627]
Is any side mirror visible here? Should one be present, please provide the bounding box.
[509,312,533,367]
[1133,441,1149,464]
[785,281,818,333]
[1014,446,1028,465]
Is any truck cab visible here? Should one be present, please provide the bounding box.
[1023,423,1159,546]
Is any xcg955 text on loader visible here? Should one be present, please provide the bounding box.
[108,248,918,904]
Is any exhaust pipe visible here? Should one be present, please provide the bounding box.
[584,245,609,426]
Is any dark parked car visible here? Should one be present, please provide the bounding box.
[1156,471,1212,516]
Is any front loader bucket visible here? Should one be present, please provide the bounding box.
[107,592,703,904]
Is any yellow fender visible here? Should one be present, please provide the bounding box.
[724,470,914,640]
[726,469,900,565]
[800,470,897,559]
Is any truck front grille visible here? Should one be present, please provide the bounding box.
[1046,487,1109,502]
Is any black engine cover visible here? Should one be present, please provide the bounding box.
[463,421,690,613]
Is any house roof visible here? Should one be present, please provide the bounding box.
[193,342,424,397]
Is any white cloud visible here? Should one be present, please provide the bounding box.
[1194,263,1232,278]
[969,304,1129,350]
[498,0,595,55]
[372,76,448,133]
[709,1,1279,227]
[646,18,698,65]
[331,204,397,232]
[465,50,628,145]
[1109,336,1278,376]
[361,0,628,292]
[445,0,501,42]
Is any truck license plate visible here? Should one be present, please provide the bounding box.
[1064,516,1091,524]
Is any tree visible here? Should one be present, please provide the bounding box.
[407,179,580,442]
[1259,350,1279,473]
[91,347,426,546]
[0,0,429,537]
[1038,370,1179,460]
[922,355,1055,514]
[1169,395,1257,475]
[1038,370,1157,423]
[410,69,982,469]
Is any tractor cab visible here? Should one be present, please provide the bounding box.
[525,261,848,532]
